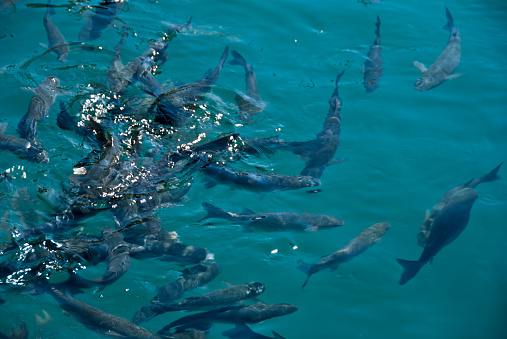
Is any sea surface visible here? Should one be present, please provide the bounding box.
[0,0,506,338]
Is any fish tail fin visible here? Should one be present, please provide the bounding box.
[200,202,232,222]
[204,46,229,82]
[375,15,380,37]
[298,263,318,288]
[228,50,247,67]
[443,7,454,31]
[466,162,503,189]
[46,0,56,16]
[396,258,424,285]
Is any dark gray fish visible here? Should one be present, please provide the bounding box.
[67,227,130,289]
[201,162,321,193]
[48,287,160,339]
[43,0,69,62]
[298,222,390,288]
[77,0,126,43]
[223,323,284,339]
[153,46,229,126]
[148,17,193,68]
[397,163,502,285]
[17,76,60,142]
[228,50,264,121]
[155,263,220,303]
[414,8,462,91]
[164,303,297,330]
[363,15,382,92]
[133,282,265,324]
[282,71,345,179]
[133,263,220,324]
[201,202,344,232]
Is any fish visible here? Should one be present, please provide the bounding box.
[414,8,462,91]
[228,50,264,121]
[133,282,265,324]
[298,222,390,288]
[155,263,220,303]
[48,287,160,339]
[363,15,382,92]
[284,71,345,179]
[200,161,321,193]
[162,303,297,331]
[77,0,127,43]
[42,0,69,62]
[133,263,220,324]
[201,202,344,232]
[67,227,130,290]
[17,76,60,142]
[153,46,229,126]
[397,163,502,285]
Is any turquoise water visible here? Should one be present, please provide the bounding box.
[1,0,506,338]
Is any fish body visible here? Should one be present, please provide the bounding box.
[414,8,461,91]
[78,0,126,43]
[363,15,382,91]
[299,222,390,287]
[134,282,265,324]
[136,57,169,97]
[68,227,130,289]
[164,303,297,330]
[397,163,502,285]
[228,50,264,121]
[154,46,229,126]
[17,76,60,142]
[201,202,343,232]
[43,0,69,62]
[201,162,321,192]
[49,287,160,339]
[286,71,344,178]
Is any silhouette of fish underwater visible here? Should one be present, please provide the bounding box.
[0,2,503,339]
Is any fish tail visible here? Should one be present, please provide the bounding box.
[200,202,232,222]
[228,50,247,67]
[396,258,424,285]
[46,0,56,16]
[443,7,454,31]
[298,263,318,288]
[467,162,503,188]
[375,15,380,37]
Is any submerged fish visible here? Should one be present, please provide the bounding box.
[43,0,69,62]
[78,0,127,43]
[228,50,264,121]
[363,15,382,92]
[163,303,297,330]
[201,202,344,232]
[285,71,345,179]
[17,76,60,142]
[397,163,502,285]
[153,46,229,126]
[201,162,321,193]
[298,222,390,288]
[48,287,159,339]
[133,282,265,324]
[414,8,461,91]
[223,322,284,339]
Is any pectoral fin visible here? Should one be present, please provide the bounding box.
[413,61,427,72]
[446,74,462,80]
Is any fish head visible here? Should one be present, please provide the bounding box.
[300,176,321,188]
[414,76,439,91]
[247,282,266,297]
